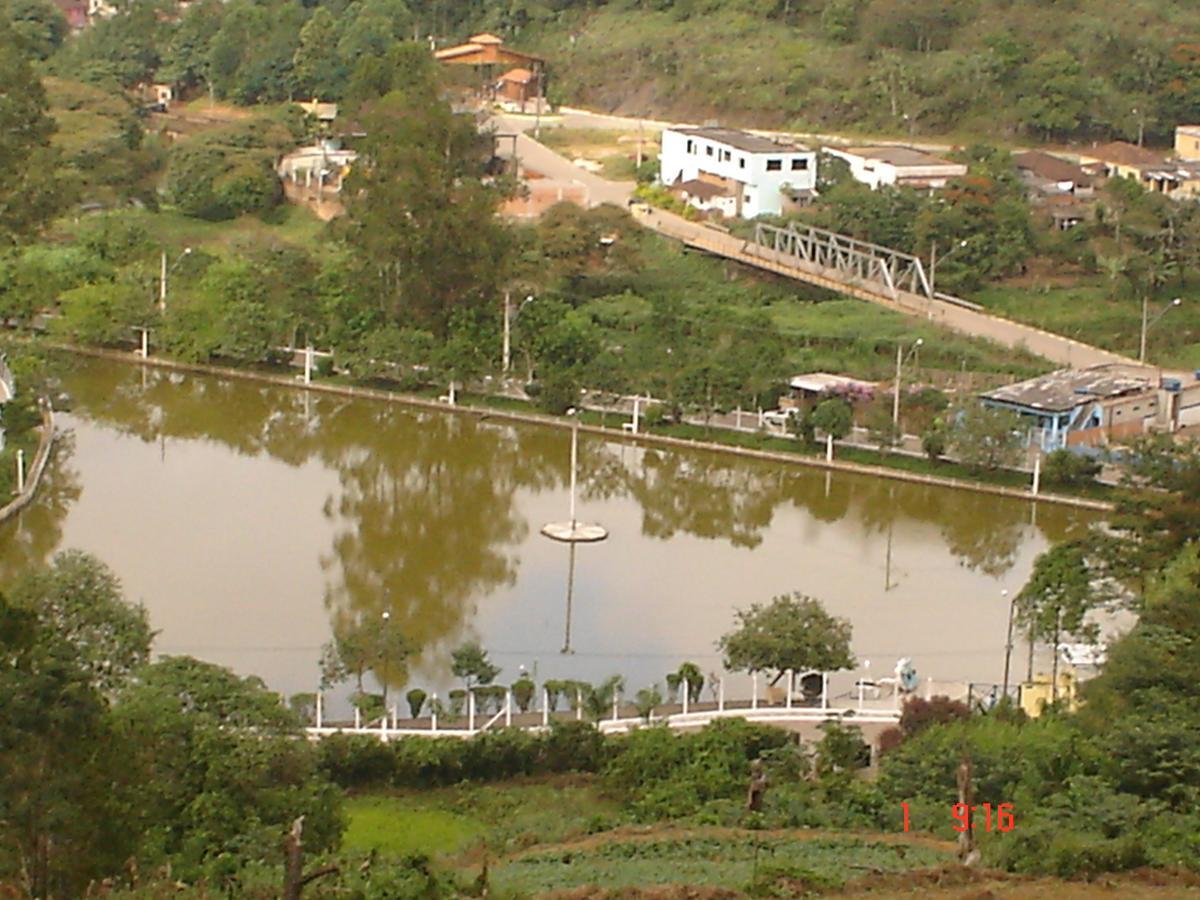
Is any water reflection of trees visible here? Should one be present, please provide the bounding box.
[0,435,82,585]
[58,359,1103,671]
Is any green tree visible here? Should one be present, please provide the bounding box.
[6,0,67,60]
[1017,540,1106,702]
[0,16,67,245]
[810,396,853,440]
[340,73,512,338]
[718,593,855,684]
[8,550,153,694]
[450,640,500,689]
[950,402,1025,470]
[292,7,343,99]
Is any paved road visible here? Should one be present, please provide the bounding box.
[491,122,1142,371]
[493,115,636,208]
[636,206,1140,370]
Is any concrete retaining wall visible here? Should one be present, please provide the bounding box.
[0,401,57,525]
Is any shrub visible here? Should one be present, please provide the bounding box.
[405,688,427,719]
[511,676,536,713]
[317,734,396,787]
[898,695,971,739]
[538,720,607,773]
[1043,449,1101,486]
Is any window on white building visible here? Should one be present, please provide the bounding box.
[738,157,745,169]
[686,140,694,153]
[791,158,809,171]
[706,145,714,157]
[766,159,782,171]
[723,149,731,161]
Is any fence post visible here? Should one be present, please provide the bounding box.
[468,690,476,732]
[315,691,323,729]
[542,688,549,727]
[354,705,361,730]
[380,706,387,739]
[505,690,512,727]
[786,670,794,709]
[612,689,619,721]
[822,673,829,710]
[16,450,25,494]
[431,694,438,733]
[575,688,582,721]
[751,672,758,710]
[718,678,725,712]
[682,679,689,715]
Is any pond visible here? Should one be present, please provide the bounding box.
[0,357,1100,707]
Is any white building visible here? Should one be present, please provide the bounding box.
[659,127,817,218]
[825,146,967,190]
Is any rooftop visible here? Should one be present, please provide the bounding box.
[499,67,534,84]
[672,127,808,154]
[789,372,875,394]
[981,365,1154,413]
[1080,141,1165,168]
[1013,150,1093,187]
[838,146,962,168]
[1176,124,1200,136]
[672,179,730,200]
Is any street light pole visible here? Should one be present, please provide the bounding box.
[568,409,579,529]
[929,239,968,296]
[892,338,924,432]
[380,610,391,710]
[159,247,192,313]
[1001,589,1016,699]
[1139,297,1182,364]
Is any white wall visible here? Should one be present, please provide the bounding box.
[660,129,816,218]
[825,148,966,190]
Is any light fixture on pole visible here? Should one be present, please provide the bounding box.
[892,338,924,432]
[159,247,192,312]
[541,408,608,543]
[1139,297,1181,364]
[929,238,968,295]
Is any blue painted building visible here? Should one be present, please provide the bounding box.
[980,365,1160,453]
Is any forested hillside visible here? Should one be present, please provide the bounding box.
[32,0,1200,144]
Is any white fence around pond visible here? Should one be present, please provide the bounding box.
[302,671,977,742]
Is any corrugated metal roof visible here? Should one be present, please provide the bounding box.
[981,366,1152,413]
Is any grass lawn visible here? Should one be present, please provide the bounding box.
[59,205,329,257]
[343,796,483,858]
[974,279,1200,371]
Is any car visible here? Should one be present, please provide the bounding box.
[761,409,797,427]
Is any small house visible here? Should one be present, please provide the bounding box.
[659,127,817,219]
[1012,150,1094,197]
[779,373,875,412]
[1076,141,1165,182]
[824,145,967,190]
[978,364,1199,452]
[1175,125,1200,161]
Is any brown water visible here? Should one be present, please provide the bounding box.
[0,357,1099,705]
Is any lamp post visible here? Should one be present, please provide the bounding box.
[159,247,192,312]
[1139,297,1182,364]
[379,610,391,709]
[929,239,968,295]
[892,338,924,433]
[1001,589,1017,699]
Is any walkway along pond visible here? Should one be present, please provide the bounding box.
[0,354,1103,714]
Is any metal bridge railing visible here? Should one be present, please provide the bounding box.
[749,222,933,300]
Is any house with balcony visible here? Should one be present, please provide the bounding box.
[659,127,817,219]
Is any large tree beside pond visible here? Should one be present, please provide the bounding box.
[340,58,513,339]
[719,593,855,684]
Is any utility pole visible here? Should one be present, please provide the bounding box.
[502,291,511,375]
